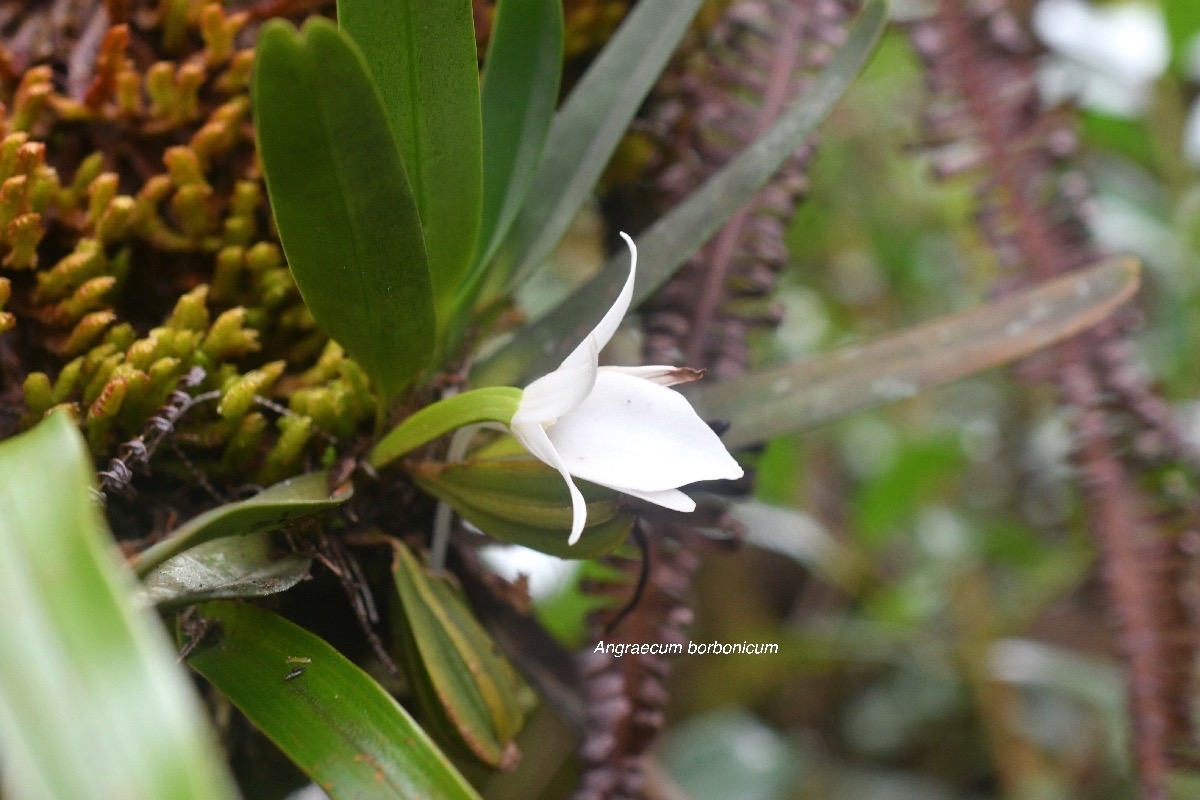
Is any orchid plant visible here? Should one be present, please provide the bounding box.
[0,0,1149,797]
[372,233,744,547]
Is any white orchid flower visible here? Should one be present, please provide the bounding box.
[510,232,744,545]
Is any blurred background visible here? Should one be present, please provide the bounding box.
[486,1,1200,797]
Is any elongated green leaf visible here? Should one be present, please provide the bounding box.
[338,0,482,330]
[186,601,480,800]
[142,532,311,608]
[253,19,434,400]
[687,257,1141,448]
[461,503,633,560]
[0,410,238,800]
[473,0,889,387]
[132,471,350,577]
[411,457,621,530]
[493,0,704,292]
[471,0,564,280]
[388,541,526,769]
[412,468,633,560]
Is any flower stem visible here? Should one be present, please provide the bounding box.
[368,386,522,469]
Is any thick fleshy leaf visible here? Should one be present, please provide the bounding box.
[409,460,633,559]
[431,490,633,559]
[472,0,564,277]
[253,18,434,400]
[141,532,311,608]
[687,256,1142,448]
[186,601,480,800]
[473,0,889,387]
[546,370,743,492]
[131,471,350,577]
[410,457,621,530]
[338,0,482,332]
[386,540,526,769]
[0,410,238,800]
[492,0,704,292]
[369,386,523,469]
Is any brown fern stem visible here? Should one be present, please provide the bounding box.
[639,0,854,379]
[937,0,1170,786]
[1061,348,1170,794]
[909,1,1197,793]
[684,0,808,366]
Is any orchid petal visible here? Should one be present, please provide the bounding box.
[545,370,743,492]
[598,365,704,387]
[511,336,598,424]
[510,420,589,545]
[553,231,638,375]
[613,486,696,512]
[513,234,640,425]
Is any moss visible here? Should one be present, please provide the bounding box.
[0,3,347,494]
[0,0,635,513]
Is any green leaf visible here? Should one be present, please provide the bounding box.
[388,540,526,769]
[471,0,564,280]
[687,256,1142,448]
[338,0,483,332]
[440,494,633,560]
[131,471,351,578]
[186,601,480,800]
[473,0,889,387]
[253,18,434,401]
[492,0,704,292]
[141,531,312,608]
[411,464,633,560]
[369,386,524,469]
[0,410,237,800]
[410,456,621,530]
[1165,1,1200,74]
